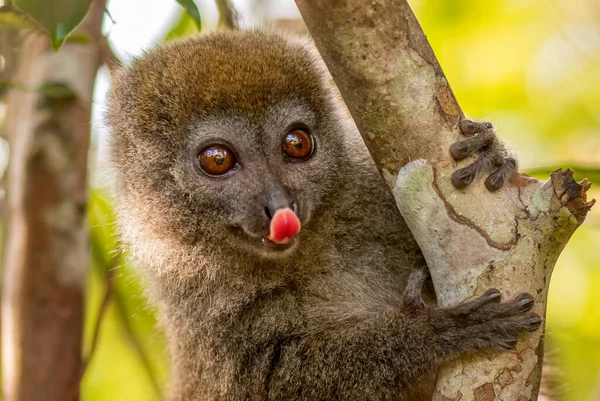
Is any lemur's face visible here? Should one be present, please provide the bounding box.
[109,32,347,259]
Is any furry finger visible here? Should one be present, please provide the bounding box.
[452,289,502,317]
[484,157,518,191]
[402,267,429,308]
[450,130,495,160]
[459,119,494,137]
[466,292,536,321]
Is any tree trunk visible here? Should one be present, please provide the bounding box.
[1,1,106,400]
[294,1,594,400]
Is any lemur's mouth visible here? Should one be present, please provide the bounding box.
[262,236,297,251]
[229,207,302,254]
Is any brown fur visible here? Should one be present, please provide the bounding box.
[107,31,540,401]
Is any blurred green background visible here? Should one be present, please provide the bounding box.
[19,0,595,400]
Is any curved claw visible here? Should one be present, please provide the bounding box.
[521,312,543,332]
[453,288,502,316]
[511,293,535,314]
[496,336,519,350]
[485,170,506,192]
[459,119,493,136]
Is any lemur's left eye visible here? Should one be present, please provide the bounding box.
[283,129,314,160]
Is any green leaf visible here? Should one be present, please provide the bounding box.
[0,81,25,92]
[0,5,40,31]
[14,0,92,51]
[164,10,200,42]
[174,0,201,31]
[37,82,77,100]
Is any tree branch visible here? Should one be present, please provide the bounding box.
[294,1,594,400]
[215,0,239,30]
[98,35,122,73]
[0,1,106,400]
[111,277,165,400]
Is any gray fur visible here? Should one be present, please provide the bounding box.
[107,31,539,401]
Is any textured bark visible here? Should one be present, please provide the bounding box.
[294,1,594,400]
[1,1,105,400]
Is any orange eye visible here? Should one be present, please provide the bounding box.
[198,145,237,176]
[283,129,314,160]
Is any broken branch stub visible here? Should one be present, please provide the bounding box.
[295,0,595,400]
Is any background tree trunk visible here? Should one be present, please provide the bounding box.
[294,1,595,400]
[1,1,106,400]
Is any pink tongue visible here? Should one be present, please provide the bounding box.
[267,208,301,244]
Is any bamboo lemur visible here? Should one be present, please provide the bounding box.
[107,31,539,400]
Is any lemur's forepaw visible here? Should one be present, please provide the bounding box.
[433,290,542,352]
[402,267,429,311]
[450,119,517,191]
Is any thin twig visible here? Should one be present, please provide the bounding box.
[112,286,165,399]
[104,7,116,25]
[76,236,164,400]
[98,35,122,72]
[83,267,116,369]
[215,0,239,30]
[66,247,117,401]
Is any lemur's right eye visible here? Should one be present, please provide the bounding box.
[198,145,237,176]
